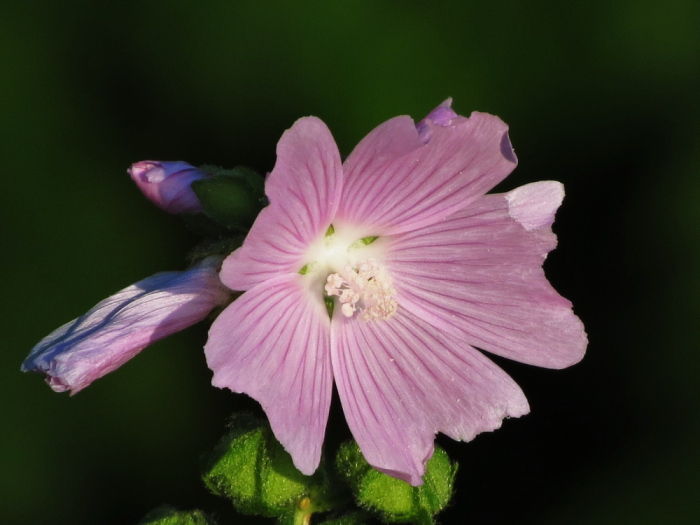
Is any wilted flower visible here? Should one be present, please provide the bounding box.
[23,257,230,394]
[204,100,587,485]
[129,160,210,214]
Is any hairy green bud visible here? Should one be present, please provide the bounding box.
[201,413,334,519]
[138,505,216,525]
[336,442,457,524]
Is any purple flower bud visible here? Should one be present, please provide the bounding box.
[22,257,230,394]
[128,160,210,214]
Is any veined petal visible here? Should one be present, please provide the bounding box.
[220,117,343,291]
[22,258,230,394]
[204,273,332,475]
[331,308,529,486]
[506,180,564,231]
[337,110,517,236]
[385,183,587,369]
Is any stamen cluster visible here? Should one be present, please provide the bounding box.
[324,259,397,320]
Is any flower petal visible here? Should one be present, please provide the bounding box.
[220,117,343,291]
[331,309,529,486]
[385,182,587,369]
[204,273,333,475]
[22,258,229,394]
[337,110,516,235]
[416,98,458,143]
[506,180,564,231]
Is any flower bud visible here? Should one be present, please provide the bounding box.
[336,441,457,524]
[201,413,335,518]
[22,257,230,394]
[129,160,210,214]
[138,506,215,525]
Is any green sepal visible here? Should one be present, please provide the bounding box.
[324,295,335,319]
[201,413,335,518]
[138,505,216,525]
[181,212,234,239]
[186,235,245,266]
[191,166,267,233]
[358,236,378,246]
[336,442,457,524]
[200,165,267,205]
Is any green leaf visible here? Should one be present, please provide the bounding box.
[138,506,216,525]
[191,166,267,233]
[336,442,457,524]
[201,414,336,518]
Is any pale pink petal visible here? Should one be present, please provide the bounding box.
[336,111,517,235]
[220,117,343,291]
[22,258,230,394]
[506,181,564,231]
[385,184,587,369]
[331,309,529,486]
[204,274,333,475]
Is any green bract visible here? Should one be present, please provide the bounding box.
[336,442,457,524]
[192,166,267,233]
[201,414,333,519]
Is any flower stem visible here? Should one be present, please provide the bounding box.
[293,511,311,525]
[294,497,313,525]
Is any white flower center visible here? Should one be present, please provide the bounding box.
[300,225,397,321]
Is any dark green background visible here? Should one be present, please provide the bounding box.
[3,1,699,523]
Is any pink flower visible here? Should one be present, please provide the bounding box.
[23,258,230,394]
[128,160,210,214]
[204,101,587,485]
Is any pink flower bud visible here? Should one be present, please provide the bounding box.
[128,160,210,214]
[22,258,230,394]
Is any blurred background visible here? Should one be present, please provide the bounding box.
[2,1,699,523]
